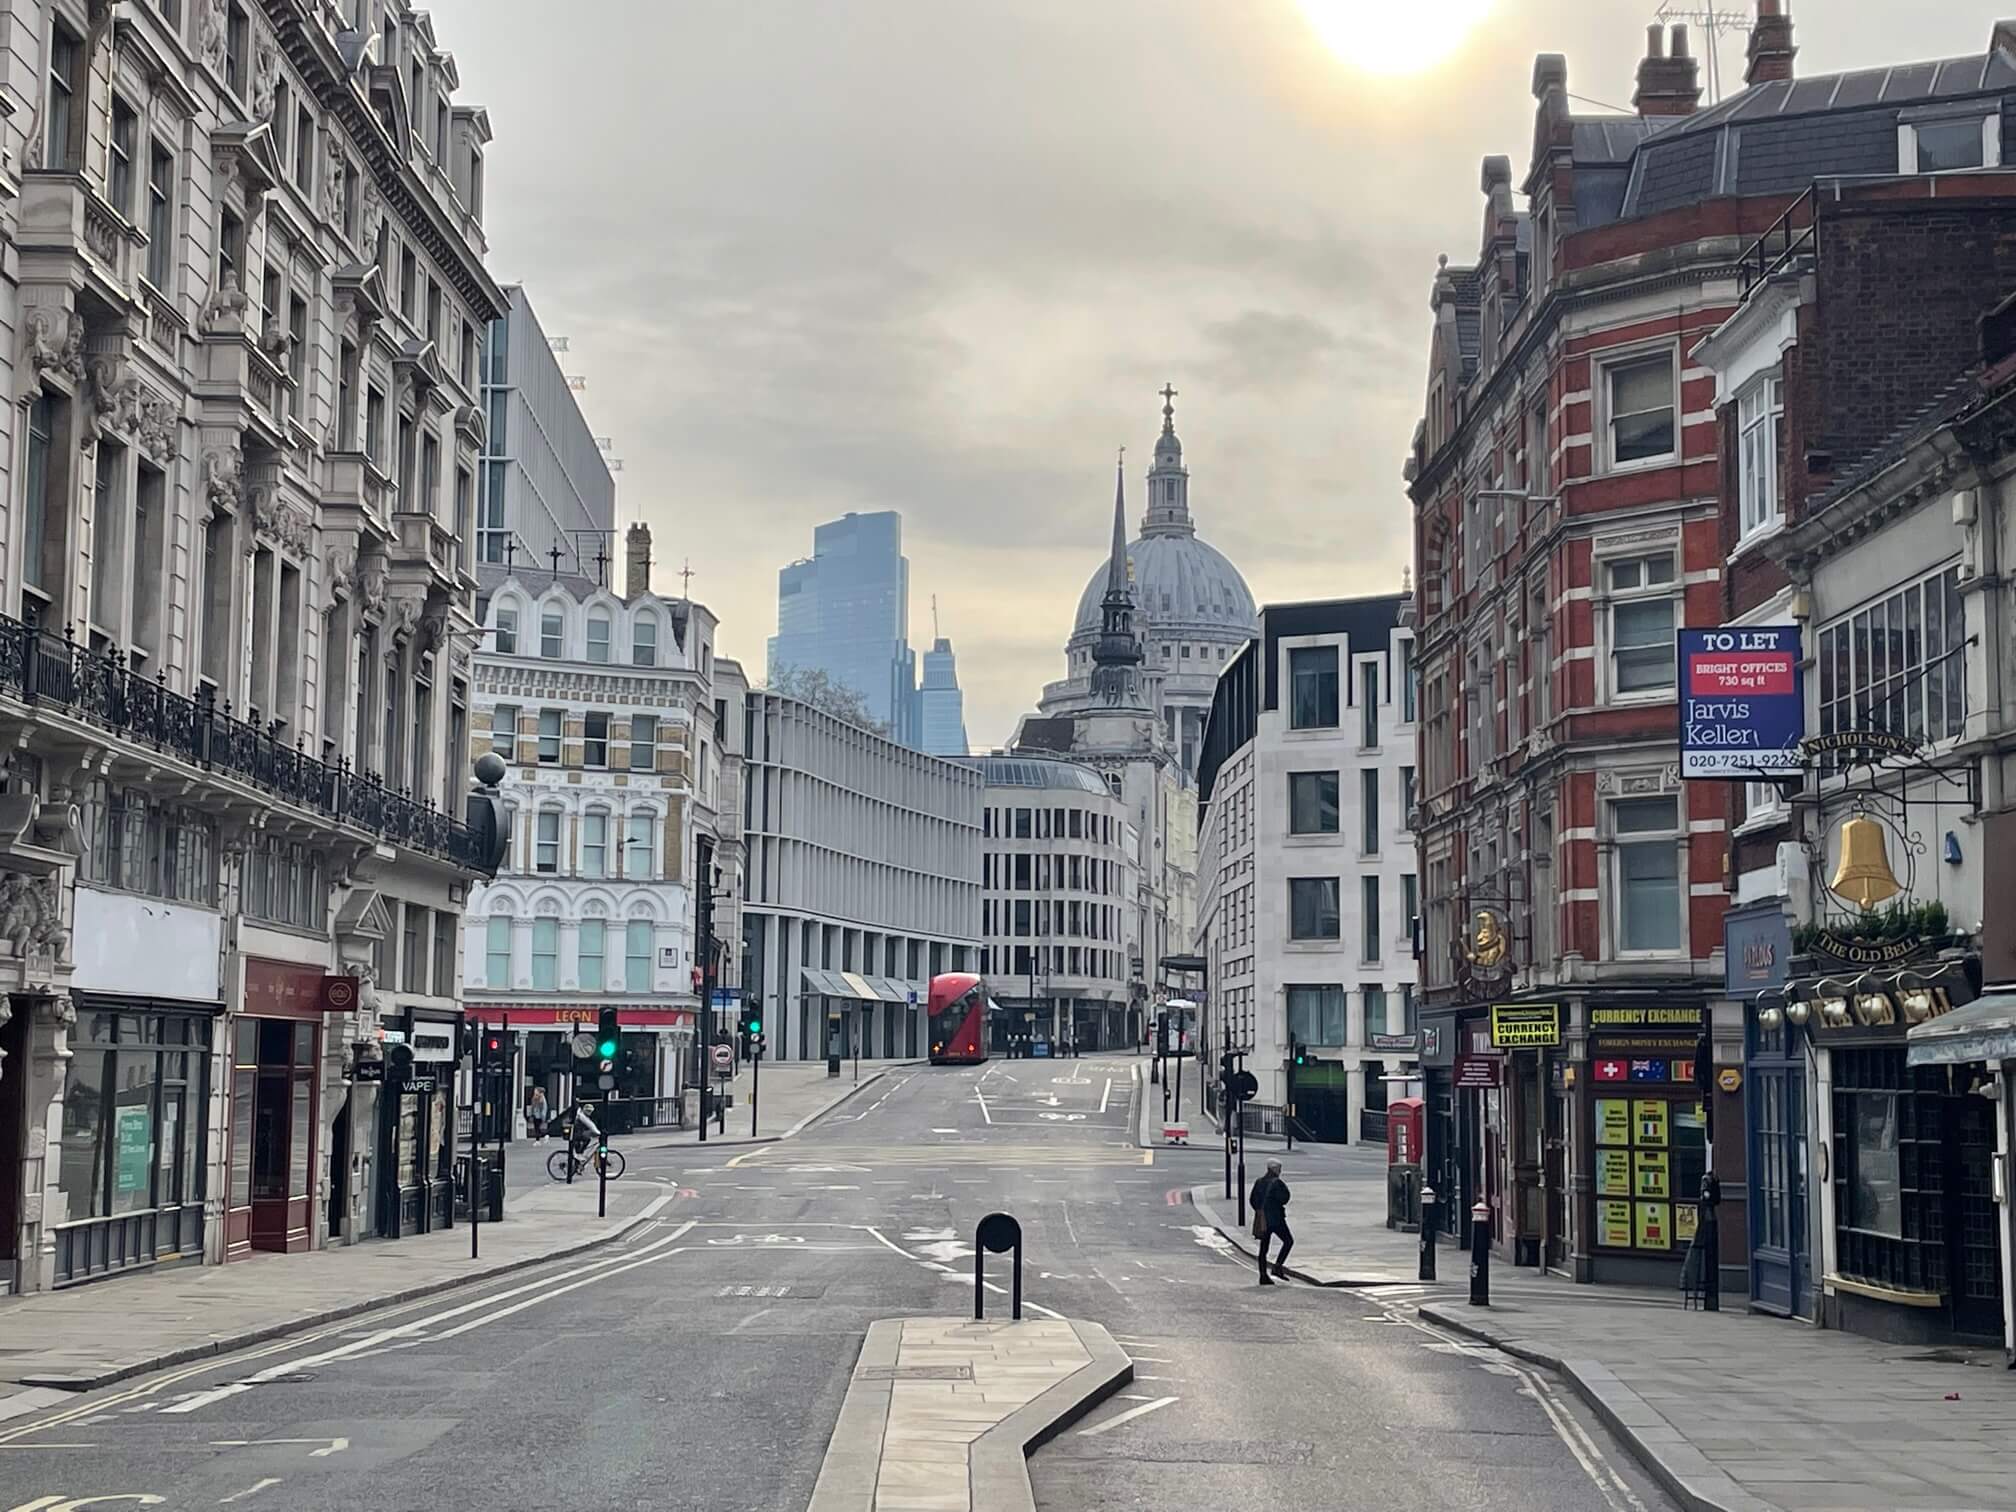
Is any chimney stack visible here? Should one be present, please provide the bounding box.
[625,522,653,600]
[1746,0,1797,87]
[1634,24,1702,118]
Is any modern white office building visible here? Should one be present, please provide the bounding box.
[740,692,983,1061]
[474,284,615,590]
[1196,595,1418,1143]
[975,756,1134,1050]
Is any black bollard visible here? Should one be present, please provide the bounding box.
[1419,1186,1437,1283]
[1468,1200,1490,1307]
[1699,1173,1722,1312]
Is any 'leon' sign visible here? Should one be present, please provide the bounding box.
[1680,626,1804,778]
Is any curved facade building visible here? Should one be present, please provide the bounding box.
[1037,391,1259,778]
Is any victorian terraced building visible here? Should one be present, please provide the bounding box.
[0,0,507,1293]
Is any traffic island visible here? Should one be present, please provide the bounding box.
[807,1316,1132,1512]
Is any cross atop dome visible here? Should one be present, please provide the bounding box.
[1145,383,1192,536]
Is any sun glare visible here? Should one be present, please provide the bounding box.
[1295,0,1495,77]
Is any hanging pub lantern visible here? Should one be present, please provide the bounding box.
[1828,813,1903,911]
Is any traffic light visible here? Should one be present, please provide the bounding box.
[1290,1037,1307,1068]
[457,1019,478,1060]
[596,1006,621,1061]
[483,1030,505,1061]
[386,1042,415,1085]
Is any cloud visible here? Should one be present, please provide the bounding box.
[426,0,2002,748]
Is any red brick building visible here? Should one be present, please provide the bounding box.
[1404,2,2016,1287]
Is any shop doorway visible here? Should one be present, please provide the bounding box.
[229,1018,317,1256]
[1544,1083,1569,1270]
[1949,1094,2002,1339]
[327,1093,350,1240]
[1747,1043,1811,1317]
[1292,1060,1349,1144]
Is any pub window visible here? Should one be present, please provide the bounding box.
[1817,564,1965,749]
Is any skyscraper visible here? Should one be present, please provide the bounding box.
[768,511,916,737]
[917,638,969,756]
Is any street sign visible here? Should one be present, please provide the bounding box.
[352,1059,385,1084]
[570,1031,599,1058]
[711,1043,734,1076]
[1229,1069,1258,1102]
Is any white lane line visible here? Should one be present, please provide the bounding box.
[973,1087,994,1125]
[219,1478,284,1503]
[164,1222,698,1413]
[1077,1395,1179,1437]
[1099,1078,1113,1114]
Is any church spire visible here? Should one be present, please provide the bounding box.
[1143,382,1194,538]
[1090,447,1145,707]
[1105,448,1129,596]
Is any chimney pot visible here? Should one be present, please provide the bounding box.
[1646,23,1664,57]
[1671,24,1691,57]
[1531,53,1568,101]
[1746,0,1797,86]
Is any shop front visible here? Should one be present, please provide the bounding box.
[1568,997,1711,1286]
[1792,959,2002,1347]
[52,995,217,1286]
[229,960,330,1260]
[379,1008,458,1238]
[465,1004,695,1131]
[1729,901,1812,1318]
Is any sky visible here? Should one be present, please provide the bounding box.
[424,0,2003,749]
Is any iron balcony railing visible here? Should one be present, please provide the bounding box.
[0,612,485,871]
[1739,182,1820,296]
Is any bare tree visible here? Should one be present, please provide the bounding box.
[769,664,888,736]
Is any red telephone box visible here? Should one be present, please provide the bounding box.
[1387,1097,1425,1166]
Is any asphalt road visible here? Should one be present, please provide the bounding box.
[0,1054,1675,1512]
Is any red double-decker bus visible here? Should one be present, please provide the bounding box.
[927,973,990,1065]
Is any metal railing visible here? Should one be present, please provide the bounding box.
[0,612,484,869]
[1359,1108,1390,1145]
[1739,183,1819,295]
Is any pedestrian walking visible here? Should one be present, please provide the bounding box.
[525,1087,550,1142]
[1250,1157,1293,1284]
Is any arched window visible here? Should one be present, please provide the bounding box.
[539,607,563,658]
[586,612,611,664]
[633,615,658,667]
[581,808,610,878]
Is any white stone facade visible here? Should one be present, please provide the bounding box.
[1196,596,1418,1141]
[0,0,506,1292]
[741,690,982,1062]
[462,565,721,1103]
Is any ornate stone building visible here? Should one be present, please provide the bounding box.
[0,0,505,1292]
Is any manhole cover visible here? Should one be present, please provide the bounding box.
[713,1283,825,1299]
[857,1365,973,1382]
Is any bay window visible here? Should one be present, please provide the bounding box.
[1737,377,1783,539]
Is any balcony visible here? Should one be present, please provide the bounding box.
[0,614,489,874]
[17,172,142,307]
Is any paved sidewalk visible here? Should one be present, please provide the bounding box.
[634,1058,919,1148]
[0,1169,664,1394]
[1191,1145,2016,1512]
[807,1315,1130,1512]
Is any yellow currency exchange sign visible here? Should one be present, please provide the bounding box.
[1490,1003,1561,1048]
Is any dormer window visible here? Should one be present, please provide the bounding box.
[1900,111,1999,175]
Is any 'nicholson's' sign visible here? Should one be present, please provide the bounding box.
[1680,626,1803,778]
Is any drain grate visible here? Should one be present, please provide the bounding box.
[858,1365,973,1382]
[713,1283,825,1299]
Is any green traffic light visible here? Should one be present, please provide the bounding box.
[748,1020,762,1035]
[598,1038,619,1059]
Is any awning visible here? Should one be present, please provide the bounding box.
[800,968,846,999]
[1907,988,2016,1067]
[836,971,881,1002]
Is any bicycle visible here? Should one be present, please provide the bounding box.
[547,1144,625,1182]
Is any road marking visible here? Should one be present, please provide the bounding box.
[1076,1396,1178,1437]
[217,1480,282,1504]
[1099,1078,1113,1113]
[973,1087,993,1125]
[163,1224,699,1412]
[208,1439,347,1458]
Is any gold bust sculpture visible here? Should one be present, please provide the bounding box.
[1464,909,1508,969]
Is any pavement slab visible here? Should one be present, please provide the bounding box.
[808,1316,1130,1512]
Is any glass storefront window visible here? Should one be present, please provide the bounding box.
[58,1004,212,1223]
